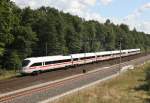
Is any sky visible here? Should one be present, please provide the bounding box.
[11,0,150,34]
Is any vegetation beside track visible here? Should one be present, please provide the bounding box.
[53,62,150,103]
[0,69,19,80]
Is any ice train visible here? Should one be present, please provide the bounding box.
[21,49,140,74]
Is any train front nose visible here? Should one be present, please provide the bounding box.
[21,60,31,74]
[20,67,27,74]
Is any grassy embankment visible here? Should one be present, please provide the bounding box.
[0,69,19,80]
[53,63,150,103]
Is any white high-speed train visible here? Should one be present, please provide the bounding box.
[21,49,140,74]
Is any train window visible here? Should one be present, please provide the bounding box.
[81,56,95,60]
[97,55,101,57]
[73,58,78,61]
[22,60,30,67]
[31,62,42,67]
[53,61,59,64]
[63,59,71,62]
[105,54,111,56]
[52,59,71,64]
[45,61,53,65]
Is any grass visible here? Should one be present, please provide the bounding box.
[0,69,19,80]
[52,63,150,103]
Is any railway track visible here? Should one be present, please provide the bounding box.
[1,66,116,103]
[0,53,149,103]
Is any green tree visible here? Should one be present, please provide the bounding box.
[66,26,82,54]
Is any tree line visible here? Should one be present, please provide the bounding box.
[0,0,150,70]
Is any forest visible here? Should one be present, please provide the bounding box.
[0,0,150,70]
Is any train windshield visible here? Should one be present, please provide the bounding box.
[22,60,30,67]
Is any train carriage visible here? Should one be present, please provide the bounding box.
[21,55,71,74]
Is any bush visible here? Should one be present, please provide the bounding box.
[145,64,150,89]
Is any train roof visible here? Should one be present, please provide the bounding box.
[25,55,71,63]
[70,53,95,58]
[24,48,140,62]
